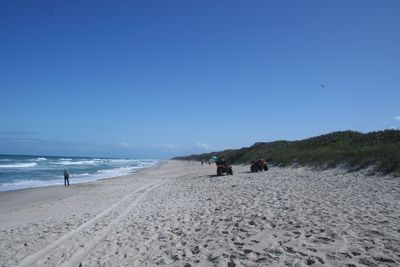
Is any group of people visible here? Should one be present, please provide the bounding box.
[200,159,212,165]
[200,156,230,166]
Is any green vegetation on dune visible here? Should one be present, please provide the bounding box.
[173,130,400,176]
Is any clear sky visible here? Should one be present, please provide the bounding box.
[1,0,399,158]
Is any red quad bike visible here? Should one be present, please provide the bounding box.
[216,163,233,176]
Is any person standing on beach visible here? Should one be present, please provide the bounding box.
[64,168,70,186]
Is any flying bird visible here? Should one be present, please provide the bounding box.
[321,84,326,88]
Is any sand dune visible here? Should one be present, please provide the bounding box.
[1,161,399,266]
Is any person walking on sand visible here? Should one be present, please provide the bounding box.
[64,168,70,186]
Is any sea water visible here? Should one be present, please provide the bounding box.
[0,154,158,192]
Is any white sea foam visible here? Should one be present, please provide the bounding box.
[56,160,97,165]
[0,157,159,192]
[0,162,38,168]
[92,158,106,162]
[0,178,62,191]
[0,167,140,191]
[97,166,138,175]
[109,159,139,164]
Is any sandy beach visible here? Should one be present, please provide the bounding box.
[0,160,399,266]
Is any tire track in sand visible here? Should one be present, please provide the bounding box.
[58,163,196,266]
[19,181,164,267]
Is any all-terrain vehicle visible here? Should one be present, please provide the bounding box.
[212,156,233,176]
[250,158,268,172]
[217,163,233,176]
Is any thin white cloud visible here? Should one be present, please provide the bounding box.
[195,142,210,150]
[119,142,130,148]
[394,115,400,121]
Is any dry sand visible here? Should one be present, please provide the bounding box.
[0,160,399,266]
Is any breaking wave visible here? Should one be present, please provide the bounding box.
[0,155,159,192]
[0,162,38,168]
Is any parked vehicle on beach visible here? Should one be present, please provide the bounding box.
[217,163,233,176]
[250,158,268,172]
[211,155,233,176]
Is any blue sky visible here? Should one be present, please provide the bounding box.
[1,0,399,158]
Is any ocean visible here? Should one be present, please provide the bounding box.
[0,154,158,192]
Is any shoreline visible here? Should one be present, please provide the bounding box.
[0,163,158,213]
[1,161,399,266]
[0,160,163,194]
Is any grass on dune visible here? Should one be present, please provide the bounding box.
[173,130,400,176]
